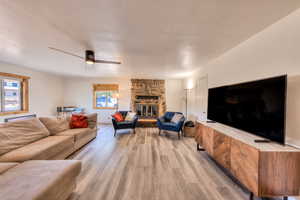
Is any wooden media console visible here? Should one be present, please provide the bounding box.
[195,121,300,199]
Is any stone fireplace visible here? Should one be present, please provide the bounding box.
[131,79,166,118]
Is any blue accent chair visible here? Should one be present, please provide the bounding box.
[157,112,185,139]
[112,111,138,136]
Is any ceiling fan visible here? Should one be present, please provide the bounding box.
[48,47,121,65]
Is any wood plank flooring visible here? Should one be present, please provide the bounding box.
[67,125,285,200]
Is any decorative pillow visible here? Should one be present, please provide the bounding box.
[125,112,136,121]
[70,114,89,129]
[39,117,70,135]
[0,118,50,156]
[171,113,183,124]
[112,112,124,122]
[86,113,97,129]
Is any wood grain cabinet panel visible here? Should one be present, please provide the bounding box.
[213,131,231,169]
[194,122,203,146]
[231,139,259,195]
[202,126,214,156]
[259,152,300,196]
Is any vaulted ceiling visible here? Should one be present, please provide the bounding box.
[1,0,300,78]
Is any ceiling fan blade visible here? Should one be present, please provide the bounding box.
[95,60,121,64]
[48,47,84,59]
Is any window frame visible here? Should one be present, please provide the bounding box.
[93,84,119,109]
[0,72,29,116]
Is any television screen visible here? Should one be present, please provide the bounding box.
[207,75,287,144]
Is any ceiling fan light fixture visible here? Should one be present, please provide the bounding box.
[86,60,94,65]
[85,50,95,65]
[48,47,121,65]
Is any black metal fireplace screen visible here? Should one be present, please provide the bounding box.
[135,103,158,118]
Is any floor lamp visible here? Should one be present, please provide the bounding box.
[184,88,190,118]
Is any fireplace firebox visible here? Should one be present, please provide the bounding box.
[136,103,158,118]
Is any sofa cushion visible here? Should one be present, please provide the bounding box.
[0,160,81,200]
[39,117,70,135]
[125,112,136,121]
[0,136,74,162]
[118,121,134,126]
[162,122,177,128]
[171,113,183,124]
[0,118,50,156]
[70,114,88,129]
[86,113,97,129]
[112,112,124,122]
[164,112,175,122]
[115,121,134,129]
[0,162,18,174]
[74,129,97,151]
[160,122,181,132]
[56,128,93,142]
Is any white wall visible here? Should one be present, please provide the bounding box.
[0,62,64,122]
[184,8,300,148]
[184,75,208,121]
[63,77,131,123]
[165,79,184,112]
[63,77,183,123]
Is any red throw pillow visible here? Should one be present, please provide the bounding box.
[70,114,88,129]
[112,112,124,122]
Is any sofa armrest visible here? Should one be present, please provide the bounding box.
[157,117,165,123]
[111,117,118,129]
[132,115,139,127]
[157,117,165,129]
[178,117,186,130]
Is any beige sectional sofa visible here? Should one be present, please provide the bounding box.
[0,114,97,162]
[0,114,98,200]
[0,160,81,200]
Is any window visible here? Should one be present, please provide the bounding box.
[93,84,119,109]
[0,72,29,115]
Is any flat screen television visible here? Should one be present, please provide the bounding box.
[207,75,287,144]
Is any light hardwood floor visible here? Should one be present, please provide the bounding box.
[68,125,284,200]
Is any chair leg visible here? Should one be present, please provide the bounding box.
[178,131,180,139]
[159,129,161,135]
[249,192,253,200]
[114,130,117,137]
[133,128,136,134]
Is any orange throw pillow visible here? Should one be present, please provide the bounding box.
[112,112,124,122]
[70,114,88,129]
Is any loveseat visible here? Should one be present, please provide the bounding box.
[157,112,185,139]
[112,111,138,136]
[0,114,98,200]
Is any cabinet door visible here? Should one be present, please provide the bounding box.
[195,123,203,146]
[213,131,231,169]
[259,151,300,196]
[231,139,259,195]
[202,126,214,156]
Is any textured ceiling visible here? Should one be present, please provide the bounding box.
[1,0,300,78]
